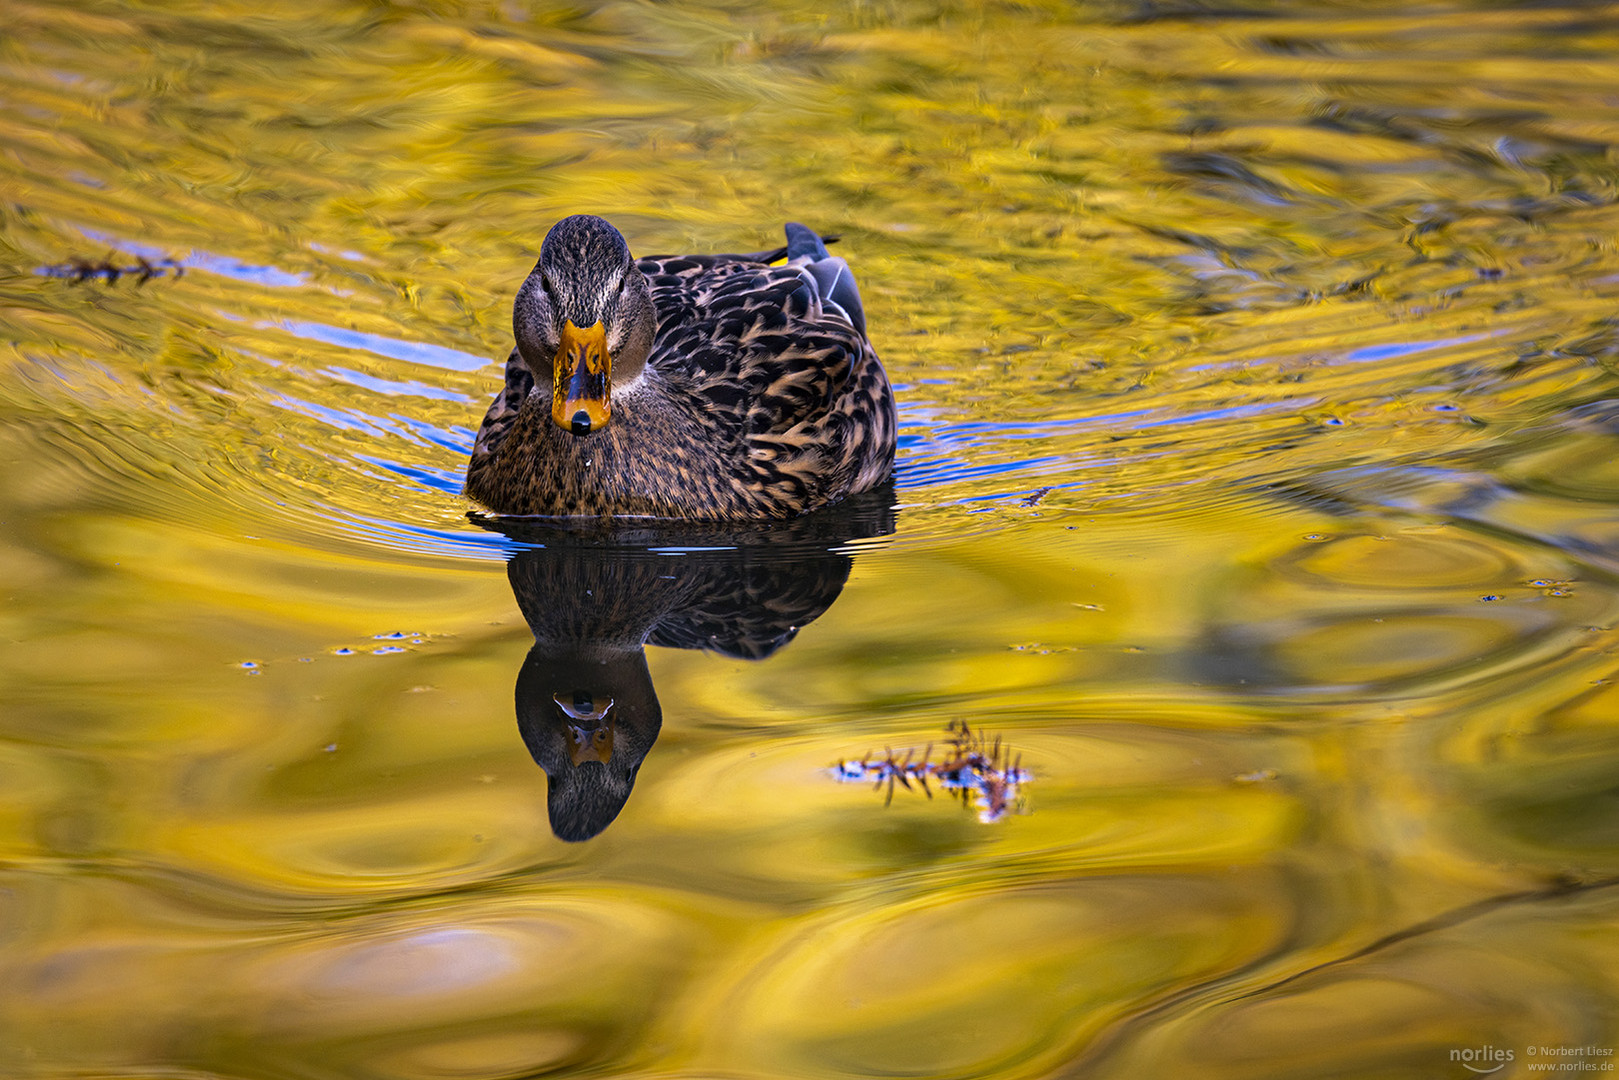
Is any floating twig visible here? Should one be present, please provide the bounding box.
[39,253,185,284]
[832,720,1030,822]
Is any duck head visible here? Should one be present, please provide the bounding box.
[513,215,657,436]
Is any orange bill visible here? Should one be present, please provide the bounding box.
[565,721,615,765]
[551,319,611,435]
[554,692,616,765]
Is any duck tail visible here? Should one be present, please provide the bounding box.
[786,223,866,337]
[785,222,833,260]
[721,228,838,266]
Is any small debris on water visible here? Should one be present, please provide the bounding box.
[831,720,1030,823]
[38,252,185,284]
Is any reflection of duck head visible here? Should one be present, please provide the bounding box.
[496,487,895,841]
[515,641,659,843]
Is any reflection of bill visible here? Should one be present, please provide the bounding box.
[488,488,895,841]
[553,691,615,764]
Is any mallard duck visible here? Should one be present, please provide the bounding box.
[464,215,897,519]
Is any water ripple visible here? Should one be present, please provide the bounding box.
[270,320,492,373]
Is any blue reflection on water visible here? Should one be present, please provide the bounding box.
[896,398,1303,489]
[341,512,528,560]
[188,252,305,288]
[309,242,371,263]
[268,392,392,436]
[390,414,477,454]
[899,452,1081,488]
[73,228,308,287]
[1187,332,1495,373]
[271,320,489,372]
[321,366,473,403]
[1345,334,1490,363]
[355,454,466,495]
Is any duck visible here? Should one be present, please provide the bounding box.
[464,215,897,520]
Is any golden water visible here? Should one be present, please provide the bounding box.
[3,1,1619,1077]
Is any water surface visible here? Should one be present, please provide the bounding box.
[3,2,1619,1077]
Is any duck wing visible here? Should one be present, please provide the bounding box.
[469,346,535,462]
[637,237,870,442]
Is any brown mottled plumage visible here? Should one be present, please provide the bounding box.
[465,215,897,519]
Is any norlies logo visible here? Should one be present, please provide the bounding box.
[1453,1046,1516,1074]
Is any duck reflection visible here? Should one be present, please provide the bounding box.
[490,489,895,842]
